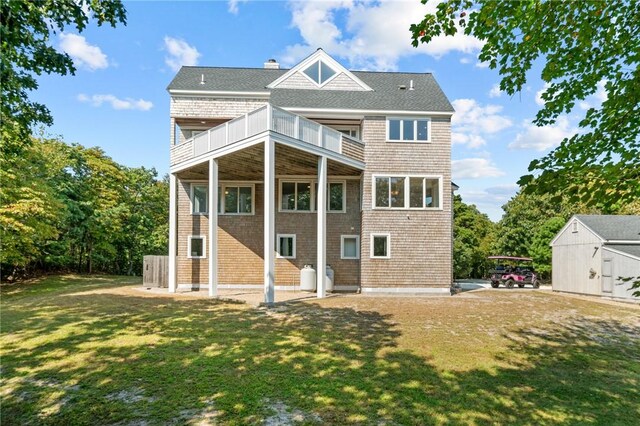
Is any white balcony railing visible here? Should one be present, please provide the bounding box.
[171,105,359,165]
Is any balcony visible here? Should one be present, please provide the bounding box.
[170,105,365,167]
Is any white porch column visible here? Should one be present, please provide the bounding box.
[316,155,327,298]
[264,138,276,304]
[168,173,177,293]
[208,158,218,297]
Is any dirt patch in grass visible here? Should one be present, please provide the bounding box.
[2,276,639,425]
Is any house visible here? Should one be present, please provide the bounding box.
[166,49,454,303]
[551,215,640,301]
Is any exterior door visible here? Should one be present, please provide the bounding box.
[602,259,613,293]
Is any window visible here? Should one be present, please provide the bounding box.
[387,118,430,142]
[572,221,578,233]
[341,235,360,259]
[315,181,346,212]
[281,180,345,213]
[280,181,311,211]
[373,175,442,209]
[370,233,390,259]
[188,236,206,258]
[222,185,254,215]
[277,234,296,259]
[191,184,208,214]
[303,60,337,86]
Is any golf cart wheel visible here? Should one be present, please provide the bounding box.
[505,279,515,289]
[518,284,525,288]
[532,279,540,289]
[491,281,500,288]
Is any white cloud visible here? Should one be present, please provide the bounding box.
[452,158,505,179]
[77,94,153,111]
[450,98,512,148]
[459,57,472,64]
[228,0,247,14]
[163,36,201,72]
[59,33,108,71]
[508,116,576,151]
[282,0,483,71]
[535,82,551,106]
[474,60,490,69]
[488,84,501,98]
[452,132,486,148]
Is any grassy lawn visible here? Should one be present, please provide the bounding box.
[1,276,639,425]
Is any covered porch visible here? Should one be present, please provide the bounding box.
[168,106,365,304]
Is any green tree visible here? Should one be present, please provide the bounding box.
[411,0,640,208]
[0,0,126,155]
[529,216,566,277]
[453,195,495,278]
[0,136,68,277]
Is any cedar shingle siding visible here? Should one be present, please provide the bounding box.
[169,50,453,291]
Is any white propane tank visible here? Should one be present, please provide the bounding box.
[300,264,316,292]
[325,265,335,292]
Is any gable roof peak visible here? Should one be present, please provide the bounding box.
[267,48,373,91]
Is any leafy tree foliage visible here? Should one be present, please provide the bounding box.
[453,195,494,278]
[0,0,126,155]
[0,138,168,280]
[411,0,640,208]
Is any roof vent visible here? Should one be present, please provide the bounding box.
[409,79,415,91]
[398,85,407,90]
[264,59,280,69]
[199,74,206,85]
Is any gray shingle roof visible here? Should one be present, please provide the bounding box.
[603,244,640,259]
[167,67,454,113]
[576,215,640,241]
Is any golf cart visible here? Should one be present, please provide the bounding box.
[488,256,539,289]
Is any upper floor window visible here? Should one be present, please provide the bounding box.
[387,118,430,142]
[191,184,208,214]
[373,175,442,209]
[303,60,337,86]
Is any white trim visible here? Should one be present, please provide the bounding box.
[264,138,276,304]
[341,235,360,260]
[372,174,443,210]
[187,235,207,259]
[602,246,640,261]
[267,49,373,91]
[550,215,605,246]
[276,174,361,180]
[168,174,177,293]
[317,155,328,298]
[279,180,313,213]
[209,159,218,297]
[190,183,208,214]
[170,130,366,173]
[386,117,432,143]
[177,284,361,292]
[607,240,640,244]
[360,287,450,295]
[169,90,271,99]
[299,59,341,88]
[276,234,296,259]
[220,183,255,215]
[281,107,454,119]
[370,233,391,259]
[278,179,347,213]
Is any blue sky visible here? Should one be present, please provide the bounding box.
[34,0,602,221]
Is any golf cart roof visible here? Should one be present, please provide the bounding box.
[488,256,533,262]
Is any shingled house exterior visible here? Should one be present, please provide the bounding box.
[167,49,455,303]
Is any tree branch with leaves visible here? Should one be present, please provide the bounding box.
[411,0,640,207]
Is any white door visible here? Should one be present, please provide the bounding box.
[602,259,613,293]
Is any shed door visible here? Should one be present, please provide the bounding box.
[602,259,613,293]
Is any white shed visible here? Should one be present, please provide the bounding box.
[551,215,640,301]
